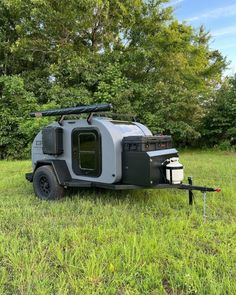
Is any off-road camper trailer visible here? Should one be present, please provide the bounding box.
[26,103,220,201]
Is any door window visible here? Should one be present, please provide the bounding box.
[79,133,96,170]
[72,129,101,177]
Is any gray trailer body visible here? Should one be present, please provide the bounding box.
[32,117,153,184]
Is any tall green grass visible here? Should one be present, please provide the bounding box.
[0,150,235,294]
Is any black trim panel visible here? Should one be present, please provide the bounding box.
[32,160,71,185]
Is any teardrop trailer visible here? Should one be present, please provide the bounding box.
[25,103,221,205]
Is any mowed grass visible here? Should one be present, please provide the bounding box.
[0,151,235,295]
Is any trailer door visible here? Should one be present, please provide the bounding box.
[72,128,101,177]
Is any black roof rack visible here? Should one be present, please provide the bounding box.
[94,112,137,122]
[30,103,112,118]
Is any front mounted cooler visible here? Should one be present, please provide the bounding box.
[123,135,172,152]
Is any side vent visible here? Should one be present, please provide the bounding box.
[42,126,63,155]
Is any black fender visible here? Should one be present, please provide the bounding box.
[25,160,71,185]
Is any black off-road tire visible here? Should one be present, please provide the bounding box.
[33,165,65,200]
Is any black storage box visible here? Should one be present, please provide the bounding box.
[122,149,178,186]
[123,135,172,152]
[42,126,63,155]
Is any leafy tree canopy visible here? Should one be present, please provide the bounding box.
[0,0,229,158]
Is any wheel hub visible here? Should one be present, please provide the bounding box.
[40,176,50,194]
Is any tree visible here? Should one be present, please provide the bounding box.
[0,76,37,158]
[201,76,236,147]
[0,0,228,158]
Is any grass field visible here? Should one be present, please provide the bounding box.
[0,150,235,295]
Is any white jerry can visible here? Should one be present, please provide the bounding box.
[165,157,184,184]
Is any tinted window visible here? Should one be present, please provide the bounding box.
[72,129,101,177]
[79,133,96,151]
[80,153,96,170]
[79,133,96,170]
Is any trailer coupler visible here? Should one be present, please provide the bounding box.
[175,176,221,207]
[178,184,221,193]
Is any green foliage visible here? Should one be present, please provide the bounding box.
[0,75,37,158]
[94,62,132,112]
[0,0,230,157]
[217,140,235,152]
[202,76,236,148]
[0,75,57,158]
[0,150,235,293]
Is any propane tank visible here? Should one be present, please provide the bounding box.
[165,157,184,184]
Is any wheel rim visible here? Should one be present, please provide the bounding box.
[39,176,50,196]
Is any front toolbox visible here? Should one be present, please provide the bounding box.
[122,148,178,186]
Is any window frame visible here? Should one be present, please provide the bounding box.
[72,128,102,177]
